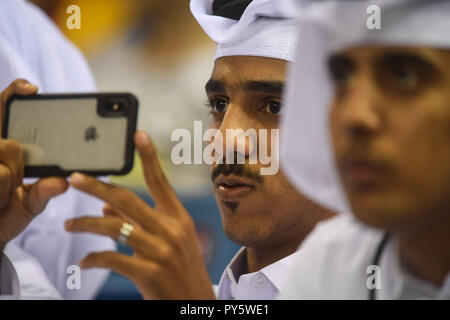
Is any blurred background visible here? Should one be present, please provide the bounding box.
[29,0,240,299]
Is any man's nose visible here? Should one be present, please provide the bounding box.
[340,74,382,138]
[216,104,257,163]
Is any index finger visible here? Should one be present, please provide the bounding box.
[135,131,183,212]
[1,79,38,134]
[70,173,158,230]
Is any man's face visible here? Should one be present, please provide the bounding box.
[329,47,450,231]
[206,56,318,248]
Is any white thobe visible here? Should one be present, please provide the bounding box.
[1,244,61,300]
[0,0,115,299]
[278,215,450,300]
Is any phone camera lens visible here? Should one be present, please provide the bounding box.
[99,98,128,117]
[107,102,124,112]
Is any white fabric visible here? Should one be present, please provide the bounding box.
[278,215,450,299]
[0,0,115,299]
[217,247,299,300]
[0,249,21,299]
[190,0,298,62]
[1,245,61,300]
[280,0,450,214]
[10,183,114,300]
[0,0,96,92]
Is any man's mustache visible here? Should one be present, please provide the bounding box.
[211,163,264,185]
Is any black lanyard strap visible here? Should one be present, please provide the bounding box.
[368,232,390,300]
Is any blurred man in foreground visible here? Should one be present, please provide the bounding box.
[279,0,450,299]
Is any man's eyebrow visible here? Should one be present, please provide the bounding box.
[205,79,285,95]
[376,52,439,71]
[205,79,225,93]
[242,80,284,95]
[328,54,356,75]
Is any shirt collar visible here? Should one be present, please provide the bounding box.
[218,246,300,296]
[258,250,299,291]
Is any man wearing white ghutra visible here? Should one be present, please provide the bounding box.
[279,0,450,300]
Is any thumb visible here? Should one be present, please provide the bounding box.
[22,177,69,216]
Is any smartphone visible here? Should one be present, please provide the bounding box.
[2,93,138,177]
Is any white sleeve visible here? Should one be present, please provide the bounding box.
[0,251,20,299]
[12,183,116,300]
[0,36,42,92]
[1,244,61,300]
[212,284,219,298]
[0,0,96,93]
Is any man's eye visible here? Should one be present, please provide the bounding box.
[392,66,419,88]
[209,98,229,113]
[263,100,282,115]
[330,67,353,90]
[334,72,351,89]
[328,56,355,90]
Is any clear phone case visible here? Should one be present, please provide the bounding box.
[3,93,138,177]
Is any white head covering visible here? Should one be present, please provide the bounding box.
[190,0,298,61]
[0,0,96,92]
[280,0,450,214]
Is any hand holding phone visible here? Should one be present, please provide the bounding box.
[0,80,69,250]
